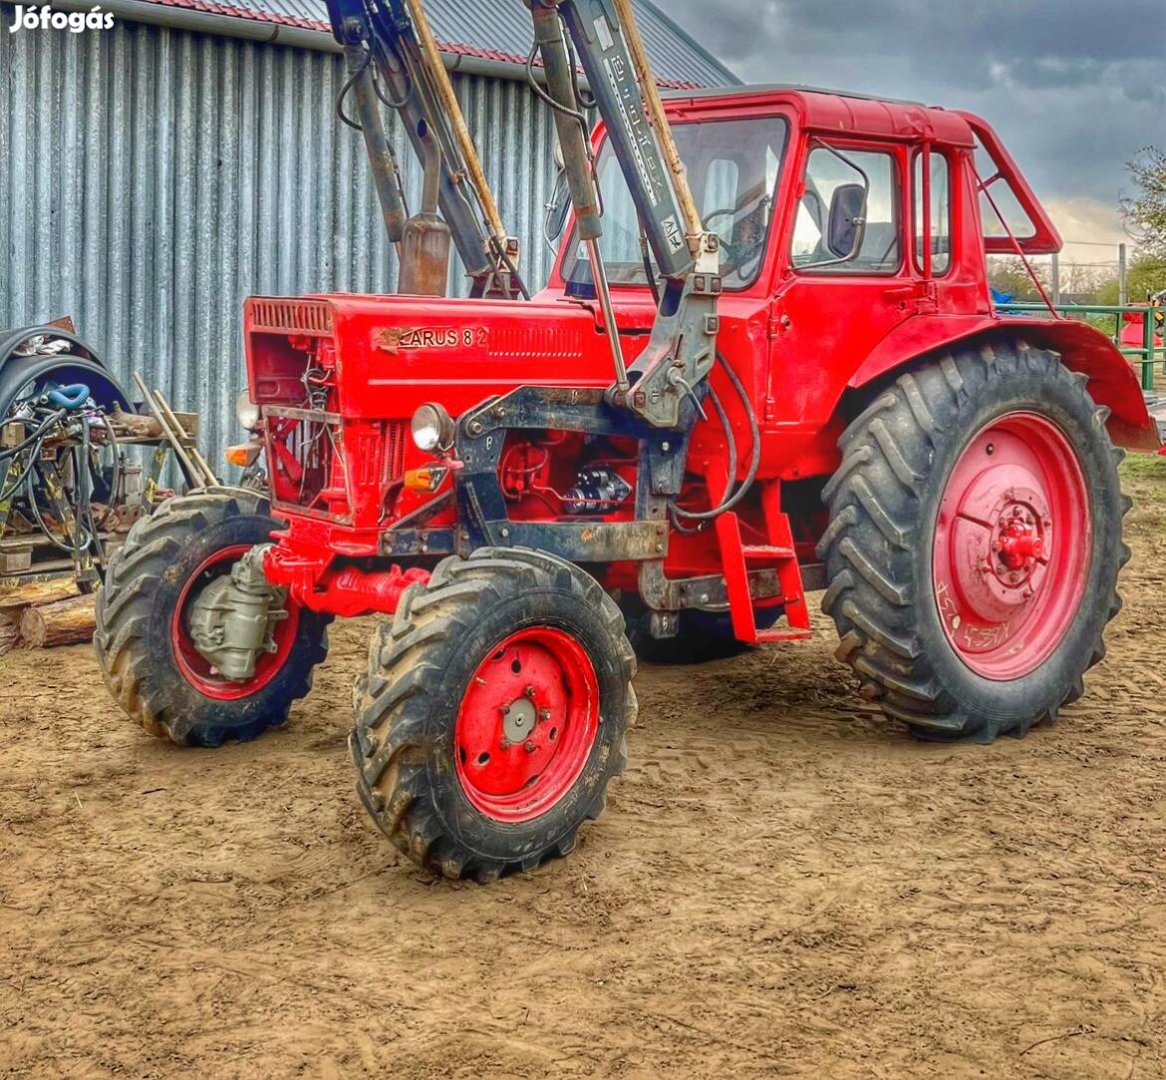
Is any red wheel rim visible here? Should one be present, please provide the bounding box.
[171,544,300,700]
[932,412,1091,680]
[454,627,600,823]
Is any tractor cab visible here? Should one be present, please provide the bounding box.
[547,85,1063,294]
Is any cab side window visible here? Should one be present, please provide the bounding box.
[791,147,901,273]
[913,151,952,275]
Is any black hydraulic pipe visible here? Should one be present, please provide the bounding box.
[344,38,408,244]
[529,3,602,242]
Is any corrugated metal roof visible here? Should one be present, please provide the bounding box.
[131,0,739,88]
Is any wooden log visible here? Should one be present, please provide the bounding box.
[0,547,33,575]
[0,611,20,657]
[0,576,80,610]
[19,593,97,648]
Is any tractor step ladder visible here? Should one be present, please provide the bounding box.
[714,483,812,645]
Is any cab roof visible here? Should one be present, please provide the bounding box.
[661,83,976,148]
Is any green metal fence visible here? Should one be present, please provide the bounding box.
[998,303,1165,391]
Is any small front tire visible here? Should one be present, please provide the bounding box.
[352,547,636,882]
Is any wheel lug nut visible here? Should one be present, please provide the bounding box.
[538,708,551,721]
[525,686,536,699]
[524,740,536,753]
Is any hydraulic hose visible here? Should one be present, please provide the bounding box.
[0,408,67,464]
[669,352,762,526]
[669,383,735,535]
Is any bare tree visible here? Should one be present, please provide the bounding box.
[1122,147,1166,258]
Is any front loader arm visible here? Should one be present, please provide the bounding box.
[529,0,722,429]
[327,0,526,298]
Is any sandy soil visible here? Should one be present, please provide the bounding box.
[2,458,1166,1079]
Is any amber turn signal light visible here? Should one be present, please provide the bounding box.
[225,442,262,468]
[403,467,446,493]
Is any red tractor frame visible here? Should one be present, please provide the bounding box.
[97,83,1157,882]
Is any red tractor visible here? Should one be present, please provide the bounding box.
[96,0,1157,881]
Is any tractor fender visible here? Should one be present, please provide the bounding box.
[847,314,1159,452]
[0,324,134,417]
[0,324,101,372]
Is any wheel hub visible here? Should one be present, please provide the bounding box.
[501,695,538,744]
[932,412,1091,680]
[994,502,1044,576]
[173,544,298,699]
[454,628,599,823]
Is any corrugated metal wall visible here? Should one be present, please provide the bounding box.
[0,18,562,460]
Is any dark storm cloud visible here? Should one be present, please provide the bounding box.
[665,0,1166,205]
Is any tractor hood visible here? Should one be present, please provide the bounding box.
[245,294,621,424]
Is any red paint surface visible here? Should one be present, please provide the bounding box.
[932,413,1091,680]
[241,87,1155,640]
[454,628,600,823]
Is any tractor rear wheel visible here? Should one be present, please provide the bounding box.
[95,488,330,746]
[352,547,635,882]
[819,341,1129,742]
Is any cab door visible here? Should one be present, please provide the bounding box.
[767,140,917,437]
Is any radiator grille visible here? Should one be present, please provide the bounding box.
[265,409,409,524]
[249,300,333,336]
[385,421,406,481]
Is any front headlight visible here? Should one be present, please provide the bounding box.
[236,391,260,432]
[410,403,454,453]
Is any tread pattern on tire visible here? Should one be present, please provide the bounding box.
[94,486,328,746]
[817,341,1131,741]
[352,546,635,883]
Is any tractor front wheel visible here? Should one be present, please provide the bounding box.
[819,342,1129,742]
[95,488,330,746]
[352,548,635,882]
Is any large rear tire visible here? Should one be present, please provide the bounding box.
[352,547,635,882]
[95,488,330,746]
[819,342,1129,742]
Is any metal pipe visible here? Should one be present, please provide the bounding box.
[398,119,453,297]
[401,0,510,251]
[610,0,704,252]
[132,374,203,488]
[362,11,495,285]
[418,120,442,216]
[585,239,630,393]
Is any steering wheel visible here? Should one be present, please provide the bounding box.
[703,197,769,273]
[703,206,745,266]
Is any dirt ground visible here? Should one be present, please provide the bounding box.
[2,459,1165,1080]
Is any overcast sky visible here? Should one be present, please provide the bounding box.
[664,0,1165,262]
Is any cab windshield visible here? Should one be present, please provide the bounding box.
[561,116,789,291]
